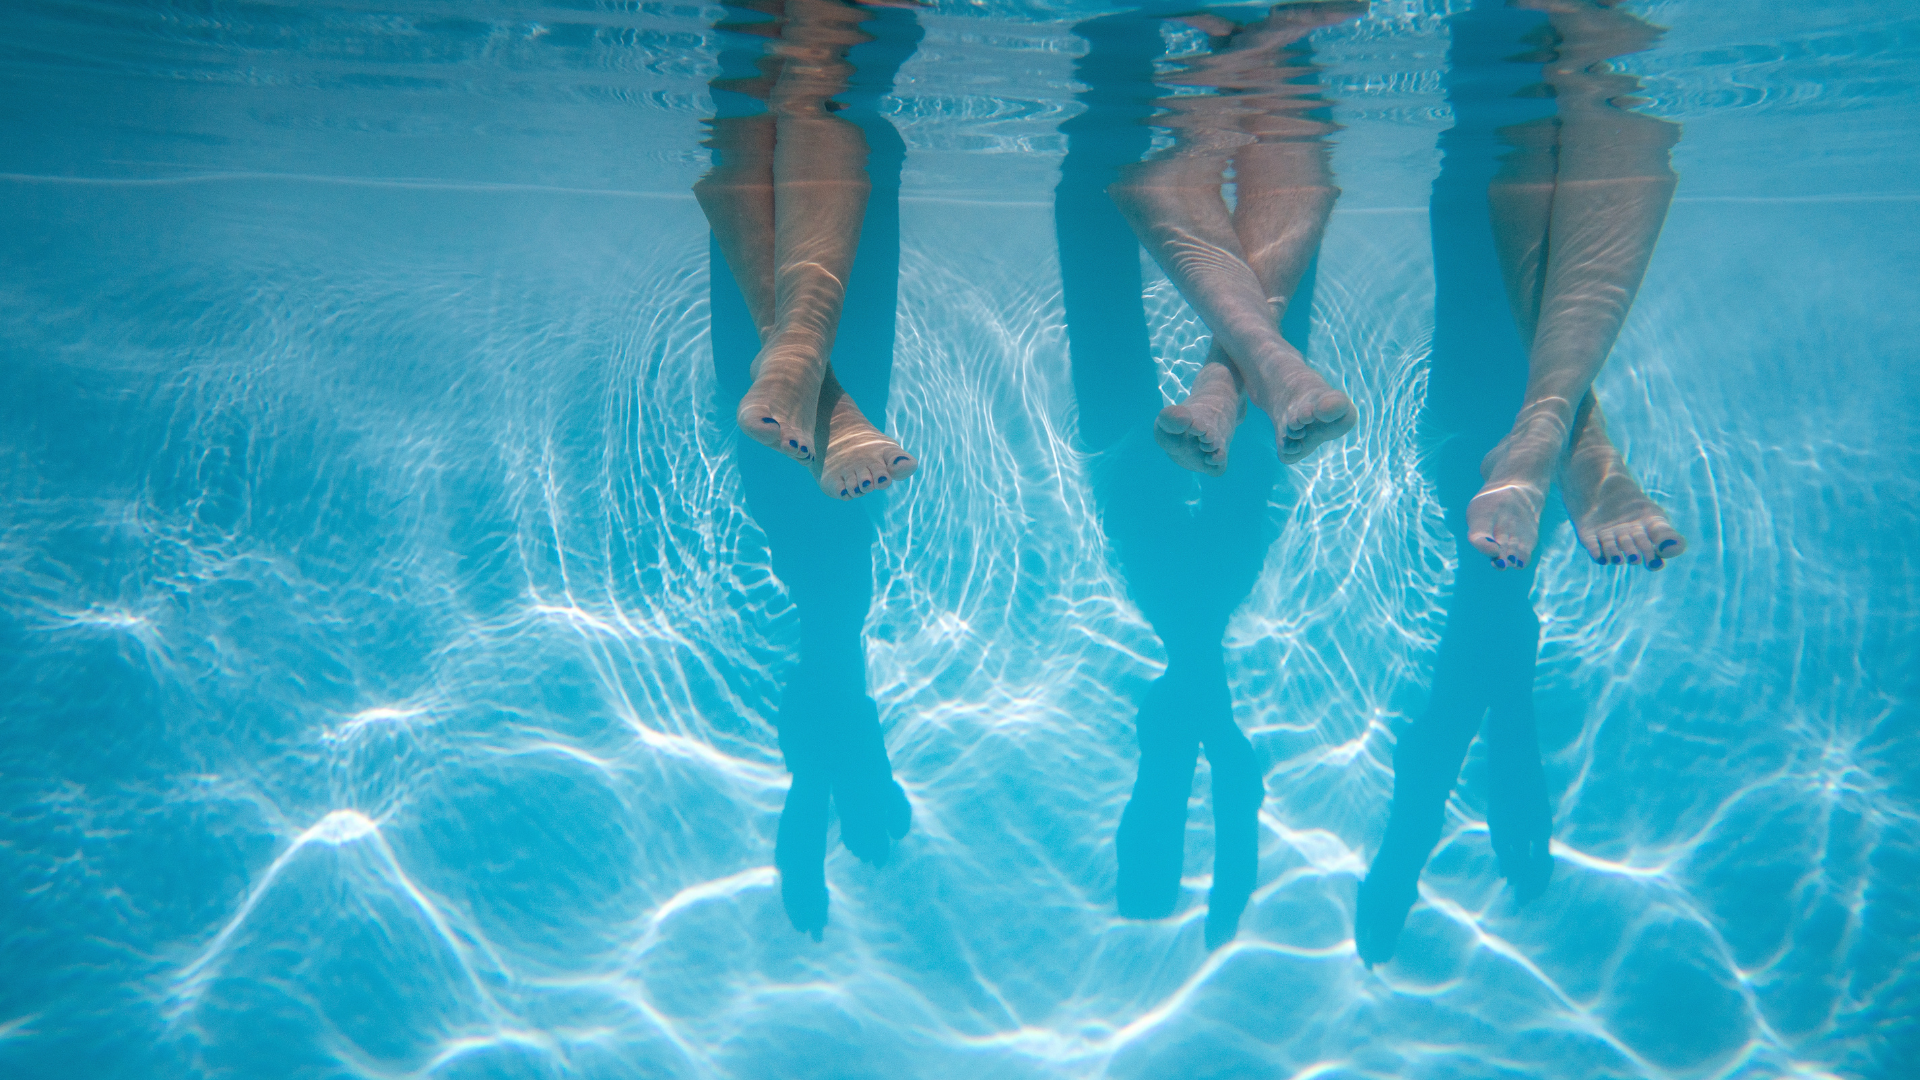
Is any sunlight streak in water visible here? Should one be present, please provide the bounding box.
[1,2,1916,1075]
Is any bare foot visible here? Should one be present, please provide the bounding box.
[815,378,917,501]
[1155,361,1244,476]
[1468,407,1568,569]
[1249,355,1355,465]
[1559,408,1685,569]
[737,333,829,465]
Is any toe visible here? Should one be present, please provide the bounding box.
[1312,389,1352,424]
[1648,522,1687,560]
[1622,524,1655,564]
[1503,537,1529,569]
[737,402,788,450]
[1599,531,1624,565]
[1577,529,1605,564]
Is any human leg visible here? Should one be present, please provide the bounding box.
[1111,137,1354,466]
[1468,0,1679,567]
[703,2,916,498]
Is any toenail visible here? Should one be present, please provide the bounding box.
[893,456,908,464]
[1660,539,1678,549]
[1627,554,1639,563]
[1649,558,1664,569]
[1513,558,1524,567]
[840,488,849,496]
[877,476,888,484]
[788,439,798,447]
[1610,556,1622,564]
[862,479,871,487]
[762,417,778,424]
[1492,557,1505,568]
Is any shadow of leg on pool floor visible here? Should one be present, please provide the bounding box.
[700,0,923,939]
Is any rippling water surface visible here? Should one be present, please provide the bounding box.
[3,1,1917,1078]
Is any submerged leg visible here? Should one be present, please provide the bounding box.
[1111,145,1354,465]
[1559,395,1686,566]
[1147,3,1359,473]
[1469,1,1679,568]
[702,4,916,498]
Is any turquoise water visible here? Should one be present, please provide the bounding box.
[3,1,1917,1078]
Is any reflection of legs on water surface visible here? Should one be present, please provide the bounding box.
[1468,1,1685,569]
[697,0,918,499]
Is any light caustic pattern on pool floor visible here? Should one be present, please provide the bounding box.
[3,7,1920,1080]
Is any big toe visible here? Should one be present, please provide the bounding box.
[739,404,813,461]
[738,402,785,448]
[1157,406,1198,436]
[1649,523,1687,560]
[1312,388,1352,424]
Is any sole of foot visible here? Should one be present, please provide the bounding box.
[1560,438,1686,570]
[1155,364,1243,476]
[1268,372,1357,465]
[736,342,827,465]
[1468,414,1566,569]
[818,427,917,501]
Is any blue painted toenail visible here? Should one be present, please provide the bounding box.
[1513,558,1524,567]
[762,417,778,424]
[1492,557,1505,568]
[1610,556,1622,564]
[840,489,848,496]
[1627,554,1639,563]
[1660,539,1678,549]
[862,480,871,488]
[788,439,797,447]
[877,476,888,484]
[893,456,907,464]
[1649,558,1664,569]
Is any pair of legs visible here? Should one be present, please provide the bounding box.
[1078,2,1363,949]
[698,0,919,938]
[1356,0,1687,968]
[1108,2,1368,476]
[694,0,917,501]
[1469,0,1686,570]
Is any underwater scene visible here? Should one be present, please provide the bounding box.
[3,0,1916,1077]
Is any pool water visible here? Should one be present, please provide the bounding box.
[2,1,1916,1078]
